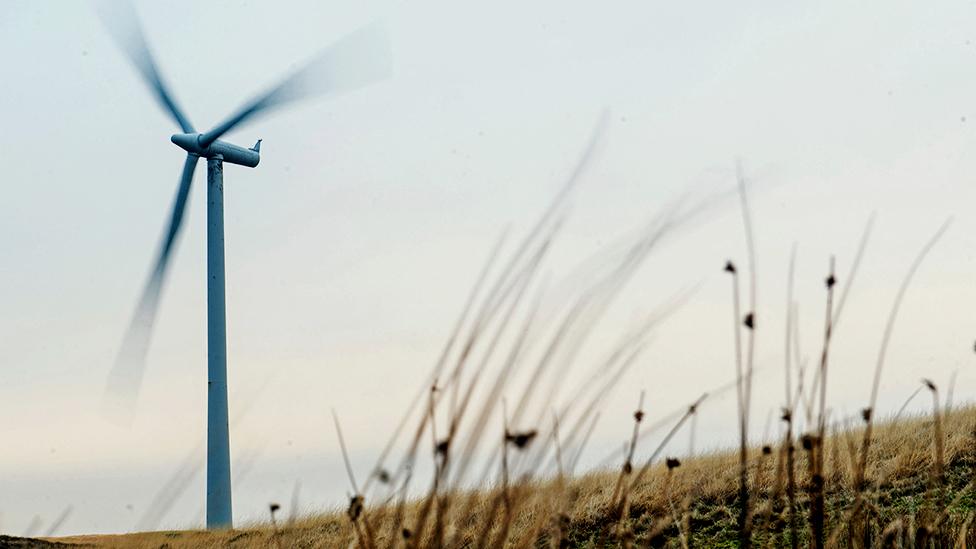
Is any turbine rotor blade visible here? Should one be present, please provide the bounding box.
[96,1,194,133]
[199,20,391,146]
[104,154,200,416]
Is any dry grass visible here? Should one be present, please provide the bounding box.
[46,407,976,548]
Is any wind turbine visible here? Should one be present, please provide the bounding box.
[97,3,391,529]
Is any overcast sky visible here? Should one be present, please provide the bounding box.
[2,0,976,537]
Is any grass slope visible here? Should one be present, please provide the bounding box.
[46,406,976,548]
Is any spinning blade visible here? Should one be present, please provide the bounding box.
[199,21,391,146]
[104,154,199,415]
[96,0,195,133]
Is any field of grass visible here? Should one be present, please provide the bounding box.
[34,406,976,548]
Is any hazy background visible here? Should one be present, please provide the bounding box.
[2,0,976,536]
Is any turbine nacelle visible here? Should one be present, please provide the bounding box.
[170,133,261,168]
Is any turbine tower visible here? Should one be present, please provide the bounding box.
[98,3,391,529]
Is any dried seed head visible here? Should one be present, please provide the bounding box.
[347,494,364,521]
[922,378,937,391]
[506,430,538,449]
[633,410,644,422]
[436,438,450,456]
[724,261,737,274]
[826,274,836,289]
[269,503,281,514]
[623,461,632,475]
[801,434,815,451]
[780,408,792,422]
[762,445,772,455]
[402,528,412,539]
[743,312,755,330]
[861,407,873,423]
[376,468,391,484]
[666,457,681,470]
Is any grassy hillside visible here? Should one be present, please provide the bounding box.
[45,406,976,548]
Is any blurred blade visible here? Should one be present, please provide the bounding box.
[199,20,391,146]
[95,1,194,133]
[104,154,200,417]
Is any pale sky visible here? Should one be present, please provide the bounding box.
[2,0,976,537]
